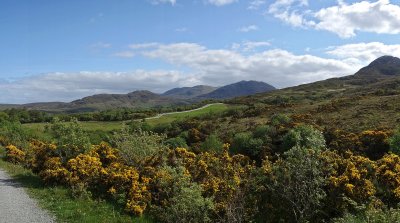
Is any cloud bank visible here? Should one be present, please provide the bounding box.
[4,41,398,103]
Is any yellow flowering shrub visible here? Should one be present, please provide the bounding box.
[90,142,119,165]
[99,161,151,216]
[39,157,70,185]
[26,140,57,173]
[376,153,400,204]
[164,145,254,216]
[125,175,151,216]
[67,153,103,186]
[5,144,25,164]
[324,151,377,212]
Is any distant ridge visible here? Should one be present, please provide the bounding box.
[162,85,218,99]
[0,80,276,112]
[197,80,276,99]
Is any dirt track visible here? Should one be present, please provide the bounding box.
[0,169,54,223]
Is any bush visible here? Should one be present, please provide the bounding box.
[151,166,214,223]
[389,127,400,155]
[261,146,326,222]
[333,208,400,223]
[282,125,326,152]
[201,134,223,153]
[4,145,25,164]
[165,137,188,149]
[46,117,91,162]
[0,120,31,148]
[110,125,167,166]
[231,132,264,158]
[359,130,390,160]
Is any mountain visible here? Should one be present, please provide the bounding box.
[0,80,277,112]
[197,80,276,99]
[355,55,400,76]
[61,90,187,112]
[162,85,218,99]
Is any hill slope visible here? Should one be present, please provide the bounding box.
[227,55,400,132]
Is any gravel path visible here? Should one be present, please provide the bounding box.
[0,169,55,223]
[144,103,224,120]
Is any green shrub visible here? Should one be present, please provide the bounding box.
[152,166,214,223]
[389,127,400,155]
[110,124,167,166]
[231,132,264,158]
[165,137,188,149]
[333,208,400,223]
[201,134,223,153]
[45,117,91,162]
[282,125,326,152]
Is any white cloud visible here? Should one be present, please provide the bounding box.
[136,42,357,88]
[238,25,259,32]
[326,42,400,63]
[232,41,271,52]
[0,70,196,104]
[268,0,400,38]
[113,51,135,58]
[248,0,267,10]
[129,42,160,50]
[149,0,176,5]
[206,0,238,6]
[268,0,312,27]
[175,27,188,32]
[314,0,400,38]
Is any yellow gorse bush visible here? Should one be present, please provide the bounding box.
[376,153,400,202]
[5,144,25,164]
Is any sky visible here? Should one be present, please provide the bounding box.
[1,0,400,103]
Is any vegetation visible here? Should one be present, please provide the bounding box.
[0,147,150,223]
[3,58,400,222]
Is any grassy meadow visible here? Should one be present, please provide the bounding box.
[23,103,230,133]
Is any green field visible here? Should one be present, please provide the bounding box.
[145,103,229,125]
[23,103,230,133]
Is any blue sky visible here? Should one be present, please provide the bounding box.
[1,0,400,103]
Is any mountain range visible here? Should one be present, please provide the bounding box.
[0,80,276,112]
[2,55,400,115]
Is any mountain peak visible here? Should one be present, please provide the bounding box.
[355,55,400,76]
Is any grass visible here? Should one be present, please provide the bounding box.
[23,103,231,133]
[23,121,124,133]
[0,147,153,223]
[145,103,229,125]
